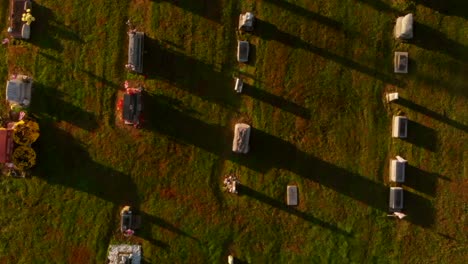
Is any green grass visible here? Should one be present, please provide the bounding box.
[0,0,467,263]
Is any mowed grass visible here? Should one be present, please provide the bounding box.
[0,0,466,263]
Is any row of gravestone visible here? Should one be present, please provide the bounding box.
[230,13,299,216]
[387,13,415,218]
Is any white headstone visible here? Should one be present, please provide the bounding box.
[394,212,407,219]
[234,78,243,93]
[386,92,399,102]
[394,14,413,40]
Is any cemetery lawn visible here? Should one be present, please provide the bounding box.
[0,0,466,263]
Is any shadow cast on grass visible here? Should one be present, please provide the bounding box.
[413,0,468,19]
[413,22,468,61]
[144,94,229,155]
[29,4,83,50]
[144,95,434,227]
[239,185,352,237]
[144,37,238,108]
[137,211,199,248]
[37,51,62,63]
[405,165,439,197]
[29,4,63,51]
[404,120,438,152]
[232,128,391,213]
[34,122,139,205]
[150,0,222,23]
[404,191,435,228]
[414,72,466,98]
[355,0,399,14]
[242,83,311,119]
[263,0,344,30]
[254,19,401,86]
[209,157,226,208]
[140,212,199,242]
[231,257,249,264]
[244,42,256,67]
[143,238,169,250]
[395,97,467,132]
[81,69,121,89]
[408,58,467,98]
[30,83,99,131]
[34,122,141,250]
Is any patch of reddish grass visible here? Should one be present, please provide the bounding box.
[43,227,65,242]
[160,188,177,199]
[7,45,36,74]
[68,245,94,264]
[0,256,15,263]
[267,55,290,89]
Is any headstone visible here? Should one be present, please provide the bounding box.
[386,92,399,102]
[232,123,251,154]
[394,52,409,73]
[234,78,243,93]
[394,14,413,40]
[389,156,406,183]
[287,185,298,206]
[392,116,408,138]
[239,12,255,32]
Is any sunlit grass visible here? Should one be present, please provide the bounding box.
[0,0,466,263]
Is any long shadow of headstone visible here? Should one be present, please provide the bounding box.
[239,185,352,236]
[144,37,239,108]
[144,95,435,227]
[150,0,223,23]
[28,3,63,51]
[404,191,435,227]
[139,212,199,242]
[405,165,439,197]
[253,19,401,86]
[396,98,468,132]
[355,0,399,14]
[232,128,390,212]
[30,83,99,131]
[413,22,468,60]
[242,83,311,119]
[403,120,438,152]
[34,121,139,205]
[263,0,344,30]
[413,0,468,19]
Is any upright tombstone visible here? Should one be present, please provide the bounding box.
[386,92,399,102]
[122,85,143,128]
[120,205,141,236]
[234,78,243,93]
[120,206,134,235]
[394,14,413,40]
[107,244,142,264]
[9,0,34,39]
[389,156,407,183]
[239,12,255,32]
[392,115,408,138]
[389,187,404,212]
[287,185,298,206]
[394,52,409,73]
[237,41,250,63]
[21,24,30,39]
[232,123,251,154]
[127,31,144,73]
[6,74,32,106]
